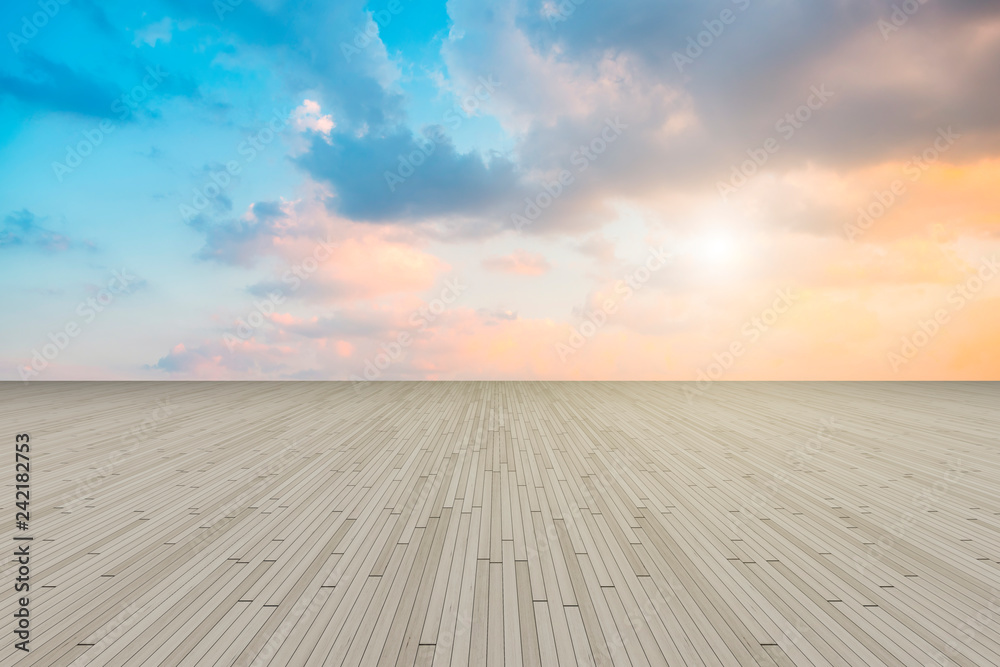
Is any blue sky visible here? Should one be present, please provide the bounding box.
[3,0,1000,380]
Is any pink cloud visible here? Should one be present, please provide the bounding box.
[225,197,450,303]
[317,236,447,298]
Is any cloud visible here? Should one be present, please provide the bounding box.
[149,340,296,377]
[296,127,521,222]
[133,17,175,47]
[0,49,197,120]
[482,249,551,275]
[161,0,406,131]
[0,55,119,118]
[436,0,1000,235]
[576,233,618,263]
[190,200,300,267]
[0,209,92,252]
[188,196,449,300]
[292,99,335,137]
[7,0,1000,382]
[147,227,1000,380]
[265,311,389,339]
[477,308,518,325]
[246,233,448,303]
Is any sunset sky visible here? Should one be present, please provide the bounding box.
[2,0,999,380]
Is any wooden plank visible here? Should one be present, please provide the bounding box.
[2,382,999,666]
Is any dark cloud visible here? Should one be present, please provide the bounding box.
[162,0,406,131]
[515,0,1000,169]
[0,50,197,121]
[0,55,119,118]
[6,0,400,130]
[297,127,522,221]
[413,0,1000,242]
[189,200,294,267]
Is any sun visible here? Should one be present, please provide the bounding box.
[694,231,738,264]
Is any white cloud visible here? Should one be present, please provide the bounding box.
[133,18,174,47]
[292,99,336,139]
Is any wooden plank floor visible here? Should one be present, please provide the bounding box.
[1,381,999,666]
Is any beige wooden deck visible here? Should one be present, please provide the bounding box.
[1,381,999,666]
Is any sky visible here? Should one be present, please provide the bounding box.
[2,0,999,381]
